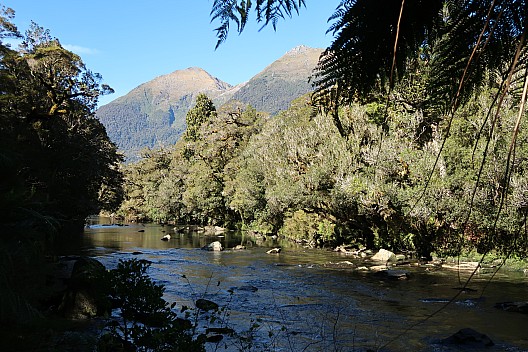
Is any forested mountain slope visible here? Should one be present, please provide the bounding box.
[96,46,322,161]
[96,67,232,161]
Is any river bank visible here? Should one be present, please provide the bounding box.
[11,217,523,352]
[66,219,527,351]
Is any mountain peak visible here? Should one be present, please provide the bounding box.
[224,45,323,116]
[183,66,208,74]
[285,45,312,56]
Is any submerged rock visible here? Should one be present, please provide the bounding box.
[206,327,235,335]
[237,285,258,292]
[495,301,528,314]
[205,334,223,343]
[420,297,484,307]
[196,298,219,311]
[385,269,410,280]
[442,328,494,347]
[323,261,355,269]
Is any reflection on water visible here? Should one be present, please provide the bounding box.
[79,217,528,352]
[82,216,294,254]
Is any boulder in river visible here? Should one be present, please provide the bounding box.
[58,257,109,319]
[385,269,410,280]
[441,328,494,347]
[196,298,219,311]
[442,261,480,271]
[203,241,223,251]
[369,265,388,272]
[204,225,226,235]
[495,301,528,314]
[161,234,171,241]
[267,248,281,254]
[371,248,396,262]
[233,244,246,250]
[334,245,368,256]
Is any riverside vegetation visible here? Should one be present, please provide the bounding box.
[119,0,528,262]
[0,8,124,349]
[119,89,528,261]
[2,1,528,351]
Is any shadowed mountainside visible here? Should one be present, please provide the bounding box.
[96,67,232,161]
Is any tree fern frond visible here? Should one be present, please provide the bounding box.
[427,0,528,113]
[214,23,230,50]
[313,0,444,113]
[211,0,240,48]
[313,0,528,121]
[235,1,252,34]
[211,0,305,45]
[327,0,354,30]
[259,0,304,30]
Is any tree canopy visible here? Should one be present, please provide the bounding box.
[0,8,122,323]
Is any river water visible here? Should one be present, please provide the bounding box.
[78,218,528,352]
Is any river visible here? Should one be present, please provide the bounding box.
[77,217,528,351]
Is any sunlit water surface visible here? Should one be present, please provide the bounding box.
[72,217,528,352]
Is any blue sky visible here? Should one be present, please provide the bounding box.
[3,1,337,106]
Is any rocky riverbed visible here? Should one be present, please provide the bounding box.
[51,220,525,351]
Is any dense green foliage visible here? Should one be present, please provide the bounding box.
[206,0,528,260]
[0,9,123,324]
[100,259,204,352]
[119,98,264,225]
[118,85,528,259]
